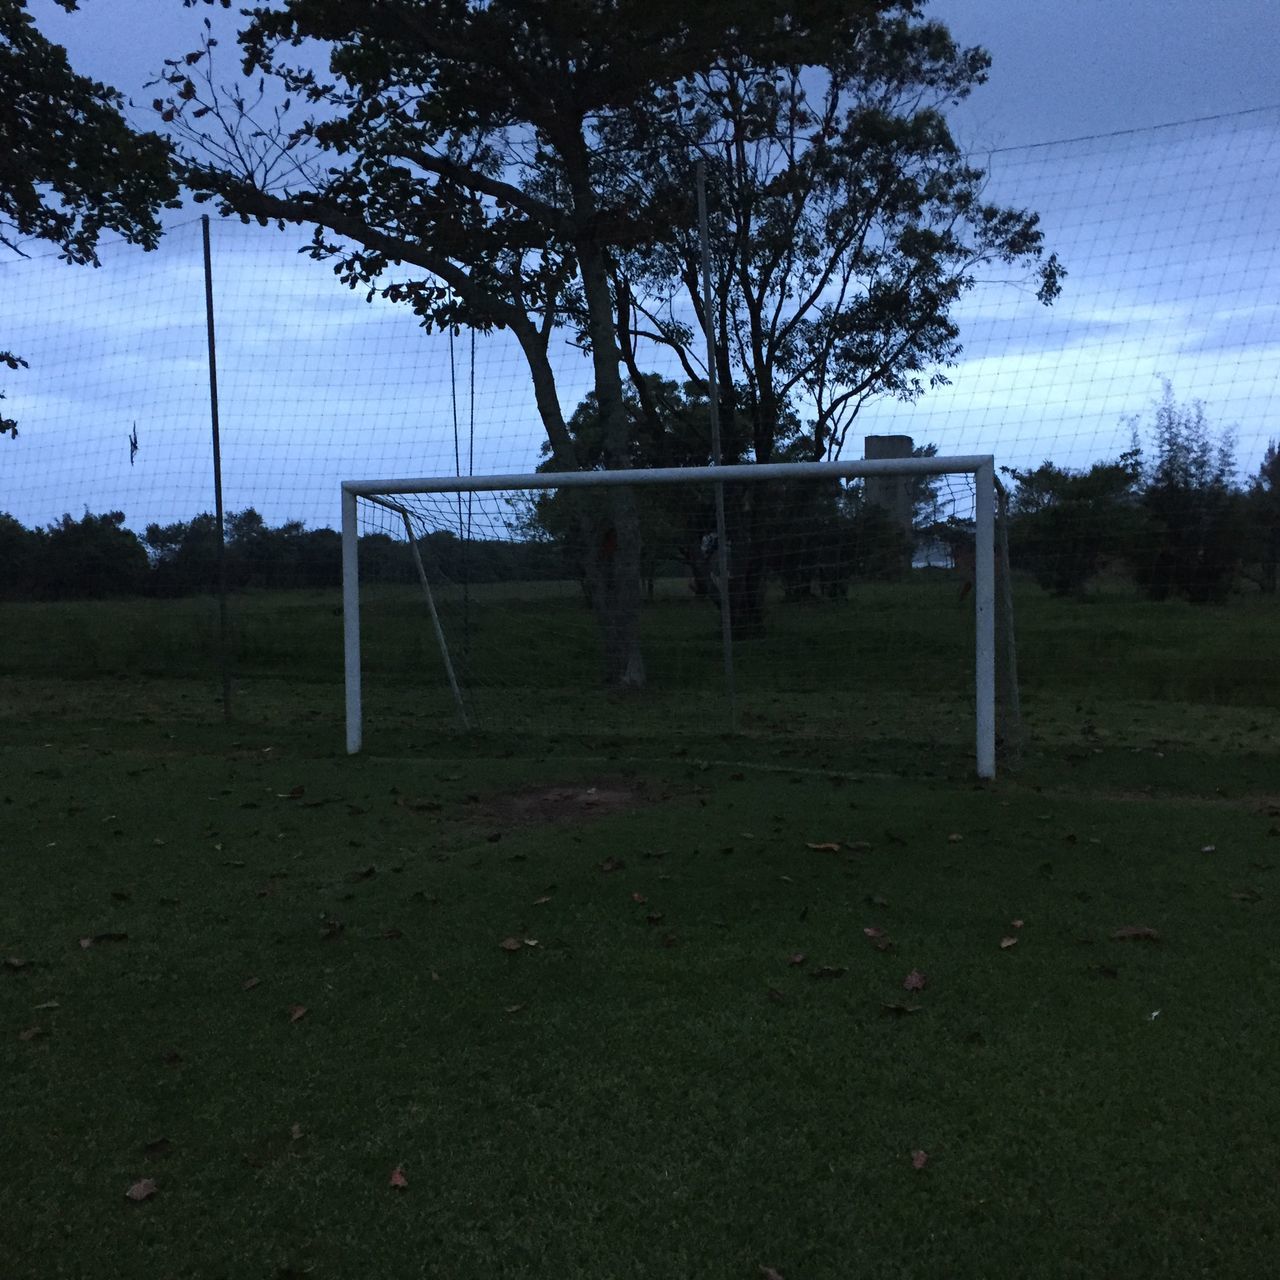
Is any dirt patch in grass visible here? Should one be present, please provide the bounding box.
[471,780,669,828]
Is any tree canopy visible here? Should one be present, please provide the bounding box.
[158,0,1061,668]
[1,0,177,438]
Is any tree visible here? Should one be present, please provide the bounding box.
[596,14,1062,629]
[1128,382,1244,603]
[1245,440,1279,593]
[39,510,149,597]
[158,1,1057,664]
[1,0,176,439]
[1002,451,1144,596]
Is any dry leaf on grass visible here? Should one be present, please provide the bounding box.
[389,1166,408,1189]
[18,1025,46,1042]
[786,953,807,967]
[290,1124,303,1141]
[911,1150,929,1170]
[1111,925,1160,942]
[125,1179,157,1202]
[863,926,887,939]
[630,891,647,904]
[903,969,927,991]
[241,977,261,991]
[999,936,1019,949]
[599,857,626,873]
[499,937,524,952]
[805,841,841,852]
[288,1004,308,1023]
[760,1268,786,1280]
[4,957,30,971]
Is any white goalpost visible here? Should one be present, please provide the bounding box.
[341,455,998,777]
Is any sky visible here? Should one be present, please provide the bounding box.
[2,0,1278,531]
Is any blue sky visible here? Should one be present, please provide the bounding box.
[2,1,1278,529]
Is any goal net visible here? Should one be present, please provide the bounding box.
[341,457,1002,776]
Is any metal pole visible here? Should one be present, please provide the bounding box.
[974,460,997,779]
[696,159,737,731]
[342,487,362,753]
[400,511,471,730]
[994,478,1023,765]
[201,214,232,722]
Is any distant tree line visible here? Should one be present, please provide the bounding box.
[0,506,566,601]
[1003,383,1279,602]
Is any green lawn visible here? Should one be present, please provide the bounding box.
[1,582,1278,1277]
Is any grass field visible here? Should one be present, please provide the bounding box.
[2,580,1279,1278]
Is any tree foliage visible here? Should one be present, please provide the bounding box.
[158,0,1059,657]
[1,0,177,438]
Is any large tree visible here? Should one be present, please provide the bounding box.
[159,0,1057,665]
[593,14,1062,628]
[1,0,176,438]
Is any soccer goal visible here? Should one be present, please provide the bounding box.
[341,456,1001,776]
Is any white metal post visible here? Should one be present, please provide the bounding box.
[974,460,997,779]
[341,486,362,754]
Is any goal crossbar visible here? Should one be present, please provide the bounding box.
[341,456,998,777]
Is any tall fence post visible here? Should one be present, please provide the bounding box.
[974,459,997,779]
[201,214,232,721]
[342,486,362,754]
[696,159,737,731]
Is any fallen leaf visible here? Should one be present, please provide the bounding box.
[903,969,927,991]
[806,841,841,852]
[810,966,846,980]
[33,1000,59,1011]
[599,857,625,873]
[947,833,963,843]
[521,938,539,947]
[499,937,524,952]
[1111,925,1160,942]
[862,926,887,939]
[786,953,807,967]
[532,895,552,906]
[880,1002,921,1016]
[1230,889,1262,903]
[999,936,1019,949]
[630,891,647,904]
[79,932,128,949]
[846,840,873,853]
[760,1268,786,1280]
[125,1178,157,1202]
[288,1004,308,1023]
[1201,844,1217,854]
[389,1166,408,1189]
[290,1123,303,1141]
[242,977,261,991]
[911,1149,929,1170]
[503,1004,524,1014]
[3,957,29,971]
[1011,919,1025,929]
[18,1025,46,1042]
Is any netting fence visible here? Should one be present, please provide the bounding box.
[2,107,1278,751]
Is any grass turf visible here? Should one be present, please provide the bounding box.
[1,583,1279,1277]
